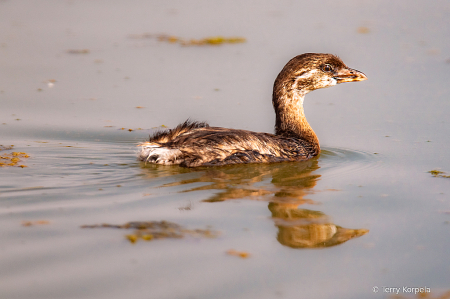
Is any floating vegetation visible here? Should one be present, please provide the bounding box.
[119,127,143,132]
[357,26,370,34]
[128,33,246,46]
[151,124,168,129]
[226,249,251,259]
[0,145,29,168]
[428,169,450,178]
[81,220,219,244]
[178,201,193,211]
[22,220,50,227]
[46,79,56,88]
[390,289,450,299]
[106,126,161,131]
[67,49,90,54]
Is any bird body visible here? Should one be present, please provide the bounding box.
[138,53,367,167]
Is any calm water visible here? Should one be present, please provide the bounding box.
[1,1,450,299]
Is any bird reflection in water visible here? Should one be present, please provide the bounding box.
[269,203,368,248]
[141,157,368,248]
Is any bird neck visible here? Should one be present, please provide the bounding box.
[273,90,320,155]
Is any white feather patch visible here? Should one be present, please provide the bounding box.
[138,144,182,165]
[297,69,318,79]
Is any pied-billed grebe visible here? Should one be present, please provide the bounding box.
[138,53,367,167]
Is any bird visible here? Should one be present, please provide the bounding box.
[138,53,367,167]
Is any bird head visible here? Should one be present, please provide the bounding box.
[275,53,367,96]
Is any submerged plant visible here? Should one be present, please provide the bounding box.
[81,220,219,244]
[428,169,450,178]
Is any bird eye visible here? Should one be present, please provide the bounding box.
[322,64,333,72]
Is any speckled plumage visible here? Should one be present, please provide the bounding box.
[138,53,367,167]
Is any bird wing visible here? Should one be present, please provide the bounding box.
[170,127,312,167]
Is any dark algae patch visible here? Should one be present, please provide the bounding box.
[81,220,219,244]
[428,169,450,178]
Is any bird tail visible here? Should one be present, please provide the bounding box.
[137,142,182,165]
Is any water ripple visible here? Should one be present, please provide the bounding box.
[318,147,381,178]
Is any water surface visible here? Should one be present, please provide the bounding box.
[1,1,450,299]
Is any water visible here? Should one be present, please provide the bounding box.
[1,1,450,299]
